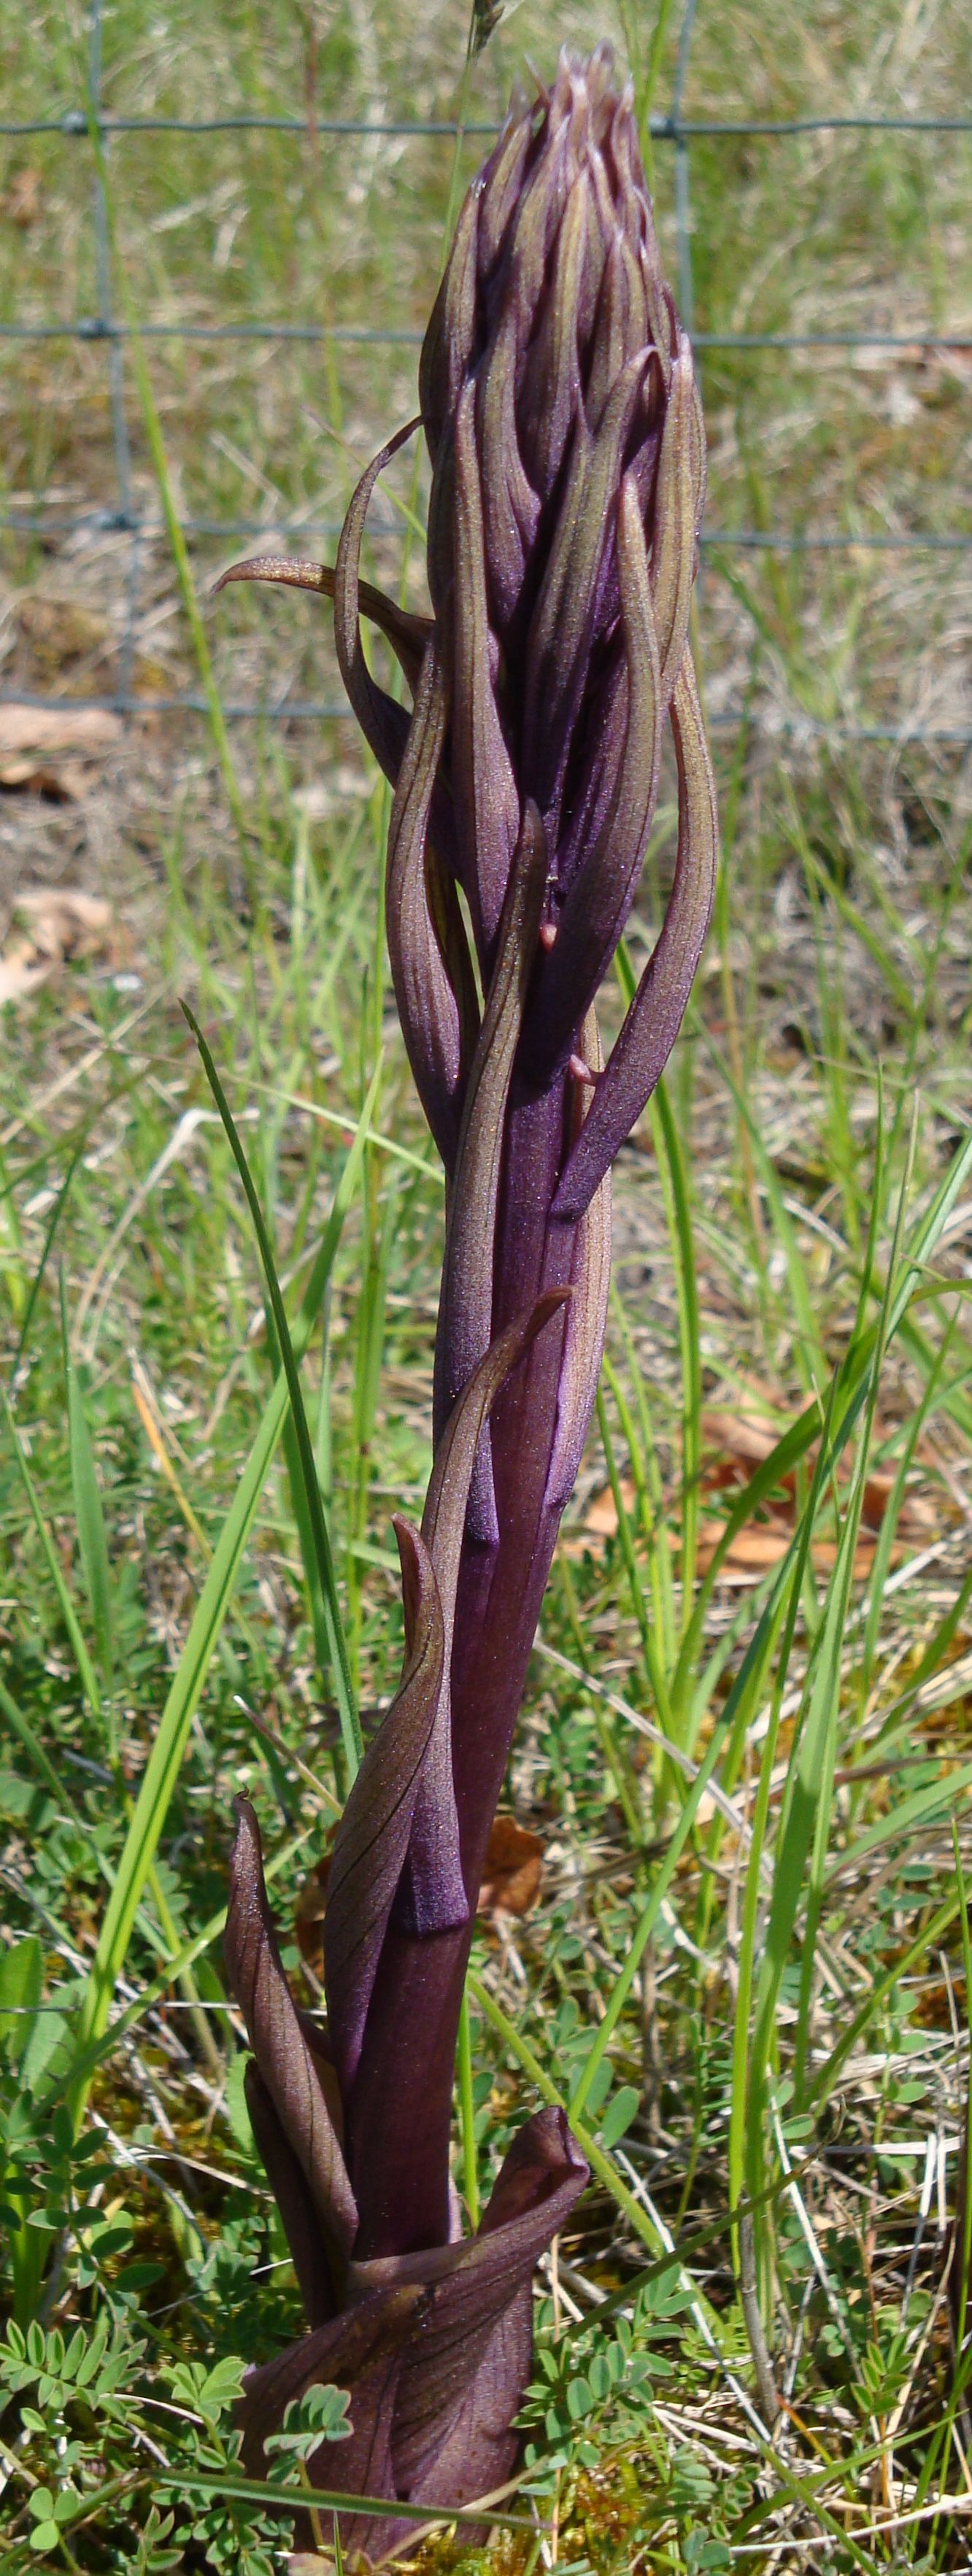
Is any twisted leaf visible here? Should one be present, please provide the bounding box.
[212,553,431,695]
[332,419,423,787]
[385,637,466,1172]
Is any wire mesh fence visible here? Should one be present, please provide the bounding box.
[1,0,970,748]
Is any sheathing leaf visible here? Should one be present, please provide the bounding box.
[324,1520,445,2096]
[434,802,549,1540]
[243,2062,339,2330]
[225,1798,358,2261]
[350,2105,588,2499]
[399,1288,568,1935]
[239,2280,422,2530]
[545,1012,613,1509]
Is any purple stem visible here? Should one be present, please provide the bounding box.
[344,1075,585,2258]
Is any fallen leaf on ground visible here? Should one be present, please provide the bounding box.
[2,166,42,227]
[695,1517,884,1584]
[0,705,122,755]
[0,756,89,802]
[0,942,49,1005]
[700,1402,938,1545]
[572,1388,941,1584]
[582,1479,635,1539]
[0,887,117,1004]
[478,1814,543,1916]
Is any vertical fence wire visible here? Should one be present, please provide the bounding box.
[88,0,143,713]
[0,4,968,742]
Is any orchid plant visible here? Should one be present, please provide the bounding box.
[217,44,717,2564]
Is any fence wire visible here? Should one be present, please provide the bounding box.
[1,0,970,747]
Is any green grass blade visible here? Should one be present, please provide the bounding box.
[757,1145,911,2119]
[469,1971,688,2275]
[806,1889,962,2117]
[607,1290,676,1669]
[727,1371,841,2252]
[65,1080,378,2127]
[1,1391,103,1723]
[649,1075,702,1631]
[45,1827,311,2113]
[0,1676,68,1807]
[7,1134,86,1393]
[564,1575,792,2132]
[60,1272,114,1698]
[595,1382,676,1757]
[674,1122,972,1714]
[184,1004,361,1782]
[825,1763,972,1888]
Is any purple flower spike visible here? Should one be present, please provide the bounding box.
[218,43,716,2561]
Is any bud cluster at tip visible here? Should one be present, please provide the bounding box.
[417,44,710,1111]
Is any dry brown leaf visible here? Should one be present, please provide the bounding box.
[695,1515,884,1585]
[574,1388,941,1585]
[0,942,50,1005]
[0,705,122,757]
[18,888,114,957]
[478,1814,543,1916]
[700,1397,941,1552]
[582,1478,635,1541]
[0,887,117,1005]
[860,1469,937,1538]
[701,1406,779,1465]
[3,167,41,227]
[0,756,88,802]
